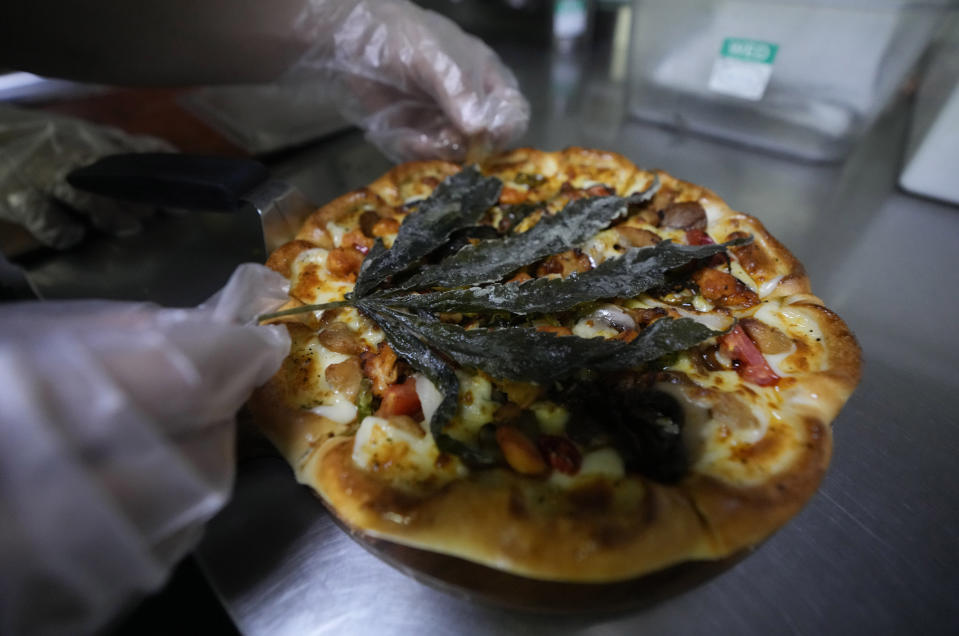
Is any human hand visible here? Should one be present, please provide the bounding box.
[0,264,290,635]
[0,105,174,249]
[286,0,530,162]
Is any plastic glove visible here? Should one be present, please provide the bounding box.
[0,263,291,636]
[0,105,175,250]
[284,0,530,162]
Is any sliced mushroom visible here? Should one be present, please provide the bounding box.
[660,201,707,230]
[615,226,662,248]
[740,317,793,354]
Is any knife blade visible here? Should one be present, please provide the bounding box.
[67,153,316,253]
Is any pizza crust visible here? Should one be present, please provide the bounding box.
[252,147,862,582]
[304,437,719,582]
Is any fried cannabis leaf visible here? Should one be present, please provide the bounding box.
[376,239,747,315]
[353,166,502,297]
[364,305,720,385]
[398,195,628,289]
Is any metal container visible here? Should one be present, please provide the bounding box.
[627,0,956,161]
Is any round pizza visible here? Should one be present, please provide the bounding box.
[251,147,861,582]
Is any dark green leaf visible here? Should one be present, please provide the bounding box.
[399,195,628,289]
[359,302,497,466]
[385,311,719,384]
[379,239,747,315]
[353,166,502,297]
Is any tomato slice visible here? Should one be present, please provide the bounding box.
[377,377,422,417]
[685,229,715,245]
[720,325,781,386]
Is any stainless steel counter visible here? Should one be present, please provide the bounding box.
[18,35,959,636]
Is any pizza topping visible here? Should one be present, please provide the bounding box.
[496,202,541,234]
[351,415,466,486]
[692,268,760,308]
[563,379,687,483]
[661,201,707,230]
[326,248,365,279]
[377,377,422,418]
[536,435,582,475]
[513,172,547,188]
[361,342,401,396]
[615,226,661,248]
[354,166,503,296]
[325,358,364,401]
[380,240,746,317]
[264,167,756,477]
[340,228,374,253]
[359,209,382,237]
[719,324,781,386]
[317,322,366,356]
[685,228,714,246]
[288,249,354,305]
[382,414,426,439]
[530,401,569,434]
[375,310,719,385]
[535,248,593,278]
[740,317,792,354]
[495,426,548,476]
[400,195,629,289]
[309,398,359,425]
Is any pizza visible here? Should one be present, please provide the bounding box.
[251,147,861,582]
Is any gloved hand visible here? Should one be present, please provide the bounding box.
[0,263,290,636]
[285,0,530,162]
[0,105,174,250]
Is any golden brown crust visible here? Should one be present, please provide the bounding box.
[252,147,862,582]
[305,438,718,582]
[368,160,461,206]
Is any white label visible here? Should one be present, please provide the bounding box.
[708,38,778,101]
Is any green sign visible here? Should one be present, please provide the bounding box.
[720,38,779,65]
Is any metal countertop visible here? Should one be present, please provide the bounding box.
[18,38,959,636]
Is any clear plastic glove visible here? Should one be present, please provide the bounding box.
[0,264,291,636]
[285,0,530,162]
[0,105,174,250]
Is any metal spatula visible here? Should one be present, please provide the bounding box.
[67,153,316,253]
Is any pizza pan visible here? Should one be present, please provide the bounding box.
[328,509,750,614]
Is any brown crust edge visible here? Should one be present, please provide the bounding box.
[304,438,720,583]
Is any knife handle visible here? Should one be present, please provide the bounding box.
[67,153,270,211]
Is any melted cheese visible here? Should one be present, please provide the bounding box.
[310,397,357,424]
[452,372,499,437]
[325,221,348,246]
[572,317,619,340]
[297,339,350,408]
[339,307,384,348]
[581,229,623,266]
[530,401,569,434]
[351,416,466,487]
[290,248,353,304]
